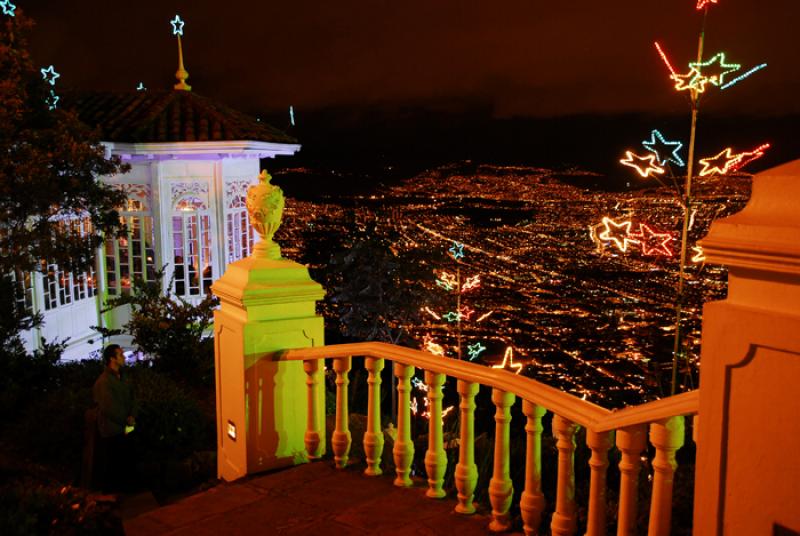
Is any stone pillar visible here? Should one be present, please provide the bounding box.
[212,171,325,482]
[694,161,800,535]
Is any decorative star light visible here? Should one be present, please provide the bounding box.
[136,82,146,91]
[448,241,465,260]
[461,275,481,292]
[436,271,457,291]
[458,306,475,321]
[170,14,185,36]
[620,151,665,178]
[671,68,711,93]
[467,342,486,361]
[690,52,741,87]
[0,0,16,17]
[720,63,768,90]
[642,130,685,167]
[46,90,59,111]
[629,223,674,256]
[40,65,60,86]
[422,335,444,356]
[696,0,718,10]
[698,148,744,177]
[443,311,461,323]
[691,246,706,263]
[729,143,770,172]
[598,217,640,253]
[492,347,522,374]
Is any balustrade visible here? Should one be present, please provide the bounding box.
[284,342,698,535]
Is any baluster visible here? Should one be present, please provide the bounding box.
[551,415,579,536]
[393,363,415,487]
[302,359,323,458]
[520,401,547,536]
[647,416,685,536]
[616,424,647,536]
[489,389,515,531]
[455,380,479,514]
[331,356,352,469]
[363,357,385,476]
[424,371,447,498]
[586,429,614,536]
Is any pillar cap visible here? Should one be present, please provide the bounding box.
[212,256,324,308]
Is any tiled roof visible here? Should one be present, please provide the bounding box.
[65,90,297,144]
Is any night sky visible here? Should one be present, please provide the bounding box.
[20,0,800,118]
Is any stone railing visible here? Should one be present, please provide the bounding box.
[281,341,699,536]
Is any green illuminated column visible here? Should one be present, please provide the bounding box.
[212,171,325,482]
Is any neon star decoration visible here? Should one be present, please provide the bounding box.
[620,151,665,178]
[629,223,674,257]
[642,130,684,167]
[492,347,522,374]
[448,241,465,260]
[696,0,718,10]
[598,217,640,253]
[467,342,486,361]
[443,311,461,323]
[672,68,711,93]
[698,144,770,177]
[689,53,741,88]
[170,15,185,36]
[41,66,60,86]
[461,275,481,292]
[422,335,444,356]
[0,0,16,16]
[691,246,706,263]
[436,272,457,291]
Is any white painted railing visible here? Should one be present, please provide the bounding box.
[281,342,699,536]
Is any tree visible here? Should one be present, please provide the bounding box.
[0,12,128,276]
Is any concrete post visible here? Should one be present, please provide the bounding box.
[212,171,325,482]
[694,160,800,535]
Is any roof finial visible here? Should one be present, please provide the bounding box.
[170,15,191,91]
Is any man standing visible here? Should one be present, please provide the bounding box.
[93,344,136,492]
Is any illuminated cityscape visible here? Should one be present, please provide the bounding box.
[275,162,751,407]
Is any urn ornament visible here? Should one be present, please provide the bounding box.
[246,170,285,259]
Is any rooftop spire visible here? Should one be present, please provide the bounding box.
[170,15,191,91]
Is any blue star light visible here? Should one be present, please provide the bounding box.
[47,90,59,111]
[642,130,685,167]
[448,241,465,260]
[467,342,486,361]
[443,311,461,323]
[170,15,185,36]
[1,0,16,17]
[40,65,60,86]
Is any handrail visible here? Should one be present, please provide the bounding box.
[279,342,698,432]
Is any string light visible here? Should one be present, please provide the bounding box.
[696,0,718,10]
[598,217,640,253]
[689,52,741,87]
[422,307,441,321]
[289,105,296,126]
[136,82,146,91]
[654,42,677,77]
[46,90,59,111]
[170,15,185,36]
[448,241,465,260]
[642,130,685,167]
[629,223,674,256]
[720,64,767,90]
[691,246,706,263]
[436,271,457,291]
[492,347,522,374]
[476,311,493,323]
[620,151,666,178]
[698,144,770,176]
[467,342,486,360]
[0,0,15,17]
[422,335,444,356]
[40,66,60,86]
[461,275,481,292]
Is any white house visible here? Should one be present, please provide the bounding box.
[18,87,299,360]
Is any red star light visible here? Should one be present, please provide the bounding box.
[698,148,743,177]
[620,151,666,178]
[629,223,674,257]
